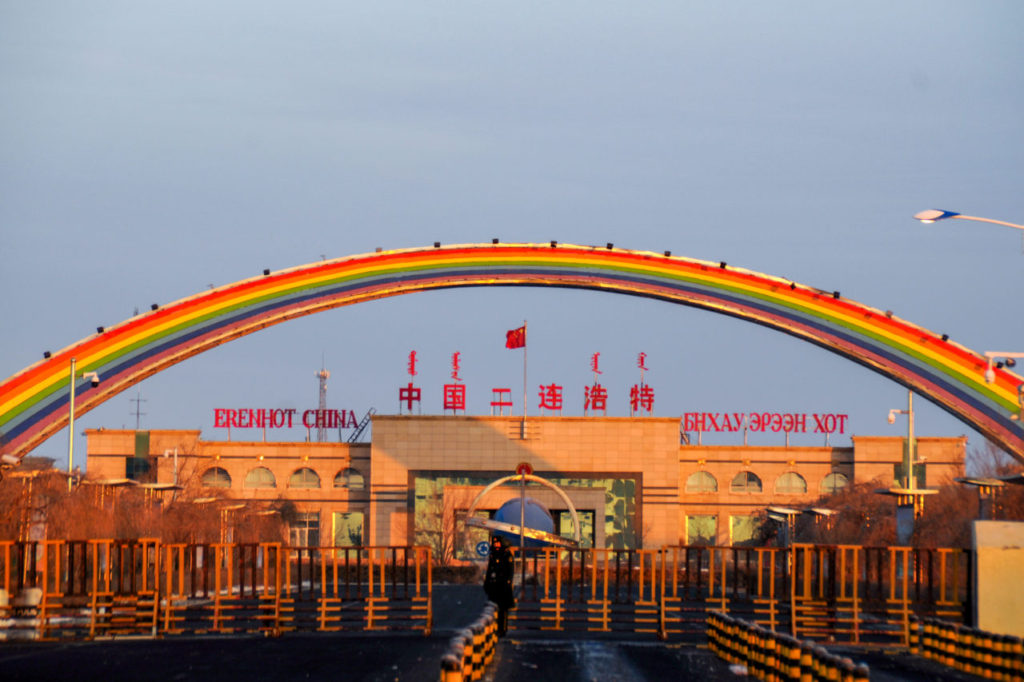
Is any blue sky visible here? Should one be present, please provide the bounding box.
[2,2,1023,466]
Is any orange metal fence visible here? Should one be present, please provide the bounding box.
[0,540,431,640]
[510,544,969,644]
[0,540,966,644]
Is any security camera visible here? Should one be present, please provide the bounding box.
[1,454,19,467]
[887,411,896,425]
[83,371,100,388]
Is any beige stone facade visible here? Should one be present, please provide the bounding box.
[86,416,966,550]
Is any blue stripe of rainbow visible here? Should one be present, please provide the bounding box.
[1,243,1021,460]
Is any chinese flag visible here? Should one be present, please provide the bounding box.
[505,326,526,349]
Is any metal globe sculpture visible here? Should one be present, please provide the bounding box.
[491,497,556,549]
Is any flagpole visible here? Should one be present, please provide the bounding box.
[521,319,527,440]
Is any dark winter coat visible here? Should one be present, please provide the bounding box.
[483,544,515,610]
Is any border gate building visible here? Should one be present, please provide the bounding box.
[86,415,965,551]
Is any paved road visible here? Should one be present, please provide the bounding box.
[0,585,995,681]
[486,637,738,682]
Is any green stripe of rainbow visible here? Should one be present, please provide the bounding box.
[1,243,1021,461]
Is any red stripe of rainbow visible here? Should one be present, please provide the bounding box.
[1,243,1021,461]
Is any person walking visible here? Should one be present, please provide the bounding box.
[483,535,515,636]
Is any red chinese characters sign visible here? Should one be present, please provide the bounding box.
[538,384,563,412]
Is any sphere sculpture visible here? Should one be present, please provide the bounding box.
[492,497,555,549]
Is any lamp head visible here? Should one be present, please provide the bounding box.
[914,209,961,224]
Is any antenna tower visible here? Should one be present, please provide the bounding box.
[316,365,330,442]
[130,391,147,430]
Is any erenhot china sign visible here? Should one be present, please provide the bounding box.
[214,408,358,430]
[683,412,849,434]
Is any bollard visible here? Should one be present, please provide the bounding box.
[440,653,463,682]
[782,635,802,681]
[908,615,921,656]
[470,620,486,681]
[796,636,810,681]
[978,627,994,679]
[457,628,475,680]
[482,611,496,667]
[1004,634,1024,682]
[1010,635,1024,682]
[764,630,778,682]
[838,657,856,682]
[921,618,935,661]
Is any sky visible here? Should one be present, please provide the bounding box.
[2,2,1023,469]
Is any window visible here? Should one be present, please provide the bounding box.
[686,515,717,545]
[685,471,718,493]
[730,515,760,546]
[334,467,364,490]
[201,467,232,488]
[289,511,319,547]
[556,510,595,549]
[775,472,807,494]
[332,511,363,547]
[289,467,321,489]
[730,471,762,494]
[244,466,277,489]
[821,472,849,494]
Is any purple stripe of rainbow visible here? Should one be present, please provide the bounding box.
[1,243,1021,460]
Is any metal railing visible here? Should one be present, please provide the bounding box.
[0,540,432,639]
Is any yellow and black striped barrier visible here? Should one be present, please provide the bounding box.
[913,615,1023,681]
[707,611,869,681]
[439,603,498,682]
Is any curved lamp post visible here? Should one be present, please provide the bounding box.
[67,358,100,491]
[915,209,1024,250]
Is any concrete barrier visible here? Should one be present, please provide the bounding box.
[707,611,869,681]
[439,603,498,682]
[913,615,1024,681]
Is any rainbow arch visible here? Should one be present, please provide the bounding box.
[2,242,1022,462]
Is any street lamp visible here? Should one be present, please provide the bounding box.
[67,357,100,490]
[888,390,917,493]
[881,390,938,545]
[914,209,1024,250]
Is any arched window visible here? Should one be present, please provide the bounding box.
[730,471,762,494]
[244,466,277,489]
[289,467,321,489]
[685,471,718,493]
[821,472,850,494]
[334,467,364,490]
[201,467,231,488]
[775,472,808,494]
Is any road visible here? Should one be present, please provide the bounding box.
[0,586,993,681]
